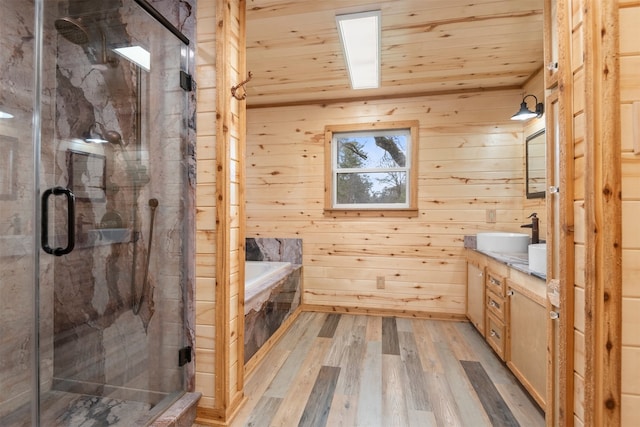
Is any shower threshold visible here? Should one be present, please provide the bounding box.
[1,390,187,427]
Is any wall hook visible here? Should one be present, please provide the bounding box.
[231,71,253,100]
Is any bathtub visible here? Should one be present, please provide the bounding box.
[244,260,302,362]
[245,261,292,306]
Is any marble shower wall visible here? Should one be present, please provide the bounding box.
[0,0,196,418]
[49,0,196,403]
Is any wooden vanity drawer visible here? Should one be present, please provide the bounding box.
[486,290,505,321]
[486,313,506,360]
[486,270,505,296]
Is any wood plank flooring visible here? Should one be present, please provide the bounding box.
[219,312,545,427]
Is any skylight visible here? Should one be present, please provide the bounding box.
[336,10,381,90]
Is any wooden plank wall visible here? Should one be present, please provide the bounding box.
[195,0,247,423]
[568,0,587,424]
[246,89,530,317]
[619,0,640,425]
[195,0,218,411]
[569,0,638,424]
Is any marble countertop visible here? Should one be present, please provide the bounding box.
[473,248,546,281]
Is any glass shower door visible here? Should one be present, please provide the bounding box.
[0,0,38,425]
[38,0,190,424]
[0,0,191,424]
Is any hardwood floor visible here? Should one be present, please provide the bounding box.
[215,312,545,427]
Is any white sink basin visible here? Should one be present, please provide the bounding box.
[528,243,547,275]
[476,232,530,253]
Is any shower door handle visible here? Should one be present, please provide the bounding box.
[41,186,76,256]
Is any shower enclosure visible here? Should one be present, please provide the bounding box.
[0,0,195,425]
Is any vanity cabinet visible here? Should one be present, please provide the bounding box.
[465,249,547,410]
[466,261,485,336]
[485,269,507,359]
[507,272,547,410]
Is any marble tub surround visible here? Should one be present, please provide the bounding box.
[244,265,302,363]
[246,237,303,264]
[244,238,303,364]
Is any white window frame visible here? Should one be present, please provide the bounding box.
[324,121,419,216]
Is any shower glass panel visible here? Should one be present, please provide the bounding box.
[1,0,192,425]
[0,0,38,425]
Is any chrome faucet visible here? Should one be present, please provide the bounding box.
[521,212,539,244]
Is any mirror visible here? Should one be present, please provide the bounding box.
[526,128,546,199]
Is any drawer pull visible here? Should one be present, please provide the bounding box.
[490,329,501,339]
[550,311,560,320]
[489,299,500,309]
[507,290,515,297]
[489,277,500,286]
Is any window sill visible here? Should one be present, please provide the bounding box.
[323,208,419,218]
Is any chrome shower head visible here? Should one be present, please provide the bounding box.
[54,17,90,45]
[54,16,118,68]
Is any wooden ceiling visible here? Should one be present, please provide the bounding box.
[245,0,544,107]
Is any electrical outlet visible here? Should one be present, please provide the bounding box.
[486,209,497,223]
[376,276,385,289]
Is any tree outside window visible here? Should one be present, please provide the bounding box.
[324,121,419,215]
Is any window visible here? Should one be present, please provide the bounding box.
[324,121,419,215]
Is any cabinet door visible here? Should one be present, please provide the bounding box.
[508,287,547,409]
[466,262,485,335]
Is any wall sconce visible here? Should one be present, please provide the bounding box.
[511,94,544,121]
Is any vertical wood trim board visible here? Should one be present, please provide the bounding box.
[557,0,577,425]
[569,0,587,424]
[618,2,640,426]
[228,0,247,417]
[583,1,622,426]
[214,0,231,415]
[544,0,560,90]
[236,0,248,397]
